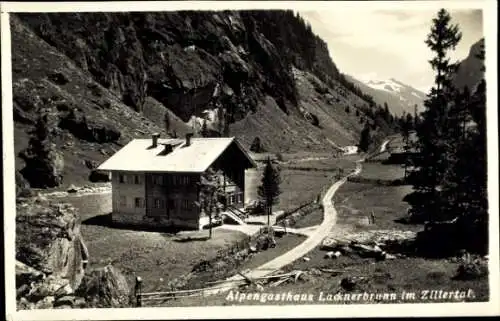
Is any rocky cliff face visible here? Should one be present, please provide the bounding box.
[15,11,307,118]
[12,11,391,188]
[16,198,87,308]
[453,38,485,91]
[15,197,130,309]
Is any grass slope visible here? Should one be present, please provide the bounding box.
[230,67,373,153]
[164,159,488,306]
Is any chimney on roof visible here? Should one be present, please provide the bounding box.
[159,143,173,155]
[152,133,160,148]
[185,133,194,147]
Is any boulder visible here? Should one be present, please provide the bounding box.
[384,253,397,260]
[53,295,76,307]
[320,237,349,251]
[34,296,55,309]
[351,243,384,259]
[48,70,70,85]
[17,297,34,310]
[17,284,31,299]
[67,184,79,193]
[73,297,87,308]
[324,251,335,259]
[15,171,32,197]
[76,265,130,308]
[16,260,44,287]
[26,276,71,302]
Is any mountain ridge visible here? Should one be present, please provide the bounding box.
[453,38,485,91]
[12,11,396,188]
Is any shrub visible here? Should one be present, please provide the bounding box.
[250,137,266,153]
[453,254,488,280]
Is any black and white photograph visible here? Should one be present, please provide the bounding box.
[2,0,498,319]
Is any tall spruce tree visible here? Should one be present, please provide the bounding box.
[258,157,282,227]
[358,124,372,152]
[411,8,462,222]
[441,42,487,252]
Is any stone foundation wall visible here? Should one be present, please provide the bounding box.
[111,212,199,230]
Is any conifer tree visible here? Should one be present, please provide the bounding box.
[411,8,462,222]
[358,124,372,152]
[164,112,170,135]
[441,42,487,252]
[201,119,209,137]
[258,157,282,227]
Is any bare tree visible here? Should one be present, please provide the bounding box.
[196,168,225,239]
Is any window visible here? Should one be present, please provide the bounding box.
[182,199,191,210]
[119,195,126,207]
[119,174,125,184]
[134,175,141,184]
[154,198,162,209]
[135,197,143,208]
[152,175,163,185]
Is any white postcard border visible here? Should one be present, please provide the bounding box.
[2,1,499,320]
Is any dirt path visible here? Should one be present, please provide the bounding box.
[280,156,330,165]
[202,160,364,295]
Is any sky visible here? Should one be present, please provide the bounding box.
[299,8,484,93]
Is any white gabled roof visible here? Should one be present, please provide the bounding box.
[97,137,257,173]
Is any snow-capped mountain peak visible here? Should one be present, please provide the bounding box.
[364,78,405,94]
[346,74,427,116]
[363,78,426,100]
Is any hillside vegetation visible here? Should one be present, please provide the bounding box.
[12,11,397,189]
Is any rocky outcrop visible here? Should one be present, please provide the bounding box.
[15,197,130,309]
[453,38,485,91]
[15,171,32,197]
[15,198,87,309]
[75,265,131,308]
[58,109,121,143]
[15,11,336,123]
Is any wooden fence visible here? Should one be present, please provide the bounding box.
[133,276,244,306]
[133,270,304,306]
